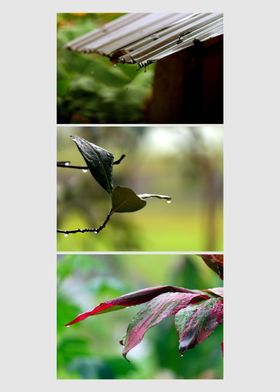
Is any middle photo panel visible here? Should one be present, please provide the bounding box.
[57,126,223,252]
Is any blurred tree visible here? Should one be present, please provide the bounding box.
[57,13,155,124]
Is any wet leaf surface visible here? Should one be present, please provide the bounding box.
[121,291,209,359]
[71,136,114,193]
[111,186,146,213]
[65,285,206,326]
[175,297,223,354]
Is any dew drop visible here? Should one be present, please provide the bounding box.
[93,230,98,235]
[65,162,70,166]
[82,169,88,173]
[66,325,71,328]
[180,354,184,358]
[64,233,69,237]
[166,200,172,204]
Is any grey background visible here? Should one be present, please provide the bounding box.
[1,0,279,390]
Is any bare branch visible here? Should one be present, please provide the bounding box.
[57,212,112,235]
[57,154,126,170]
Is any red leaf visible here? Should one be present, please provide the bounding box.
[200,255,224,279]
[121,291,209,359]
[203,287,224,297]
[175,297,223,354]
[65,285,204,327]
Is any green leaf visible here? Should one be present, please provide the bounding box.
[89,57,133,88]
[111,186,146,214]
[138,193,172,202]
[71,136,114,193]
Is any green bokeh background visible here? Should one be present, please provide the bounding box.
[57,254,223,379]
[57,126,223,252]
[57,13,155,124]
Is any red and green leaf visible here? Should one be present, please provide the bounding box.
[120,291,209,359]
[200,254,224,279]
[175,297,223,354]
[203,287,224,297]
[65,285,205,326]
[64,256,224,359]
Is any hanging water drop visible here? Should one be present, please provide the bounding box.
[65,162,70,166]
[167,200,172,204]
[82,169,88,173]
[93,230,98,235]
[64,233,69,237]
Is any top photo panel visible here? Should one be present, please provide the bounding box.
[57,13,223,124]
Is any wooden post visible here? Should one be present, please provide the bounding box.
[147,35,223,124]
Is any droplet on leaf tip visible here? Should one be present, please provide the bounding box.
[65,162,70,166]
[82,169,88,173]
[166,200,172,204]
[64,233,69,237]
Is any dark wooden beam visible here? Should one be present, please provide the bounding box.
[147,35,223,124]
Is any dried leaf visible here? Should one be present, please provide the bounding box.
[65,285,203,327]
[111,186,146,213]
[175,297,223,354]
[71,136,114,194]
[121,291,209,359]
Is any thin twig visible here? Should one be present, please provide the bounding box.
[57,212,112,235]
[113,154,126,165]
[57,154,126,170]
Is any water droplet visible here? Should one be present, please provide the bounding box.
[93,230,98,235]
[65,162,70,166]
[166,200,172,204]
[180,354,184,358]
[64,233,69,237]
[66,325,71,328]
[82,169,88,173]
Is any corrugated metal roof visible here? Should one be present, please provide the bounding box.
[66,13,223,67]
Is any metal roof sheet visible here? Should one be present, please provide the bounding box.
[66,13,223,66]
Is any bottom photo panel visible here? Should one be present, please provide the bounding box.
[57,254,223,380]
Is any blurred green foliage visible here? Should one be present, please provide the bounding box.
[57,13,155,123]
[57,126,223,251]
[57,254,223,379]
